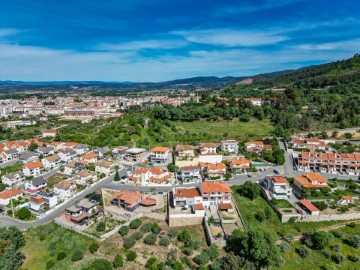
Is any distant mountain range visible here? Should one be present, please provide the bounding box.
[1,54,359,90]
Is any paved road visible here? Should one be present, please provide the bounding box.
[0,171,117,229]
[0,158,19,169]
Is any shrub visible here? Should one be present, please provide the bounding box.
[132,231,143,240]
[96,221,106,232]
[184,239,201,250]
[306,231,332,250]
[183,247,193,256]
[56,252,67,260]
[331,244,341,252]
[297,245,311,258]
[15,207,31,220]
[204,244,219,260]
[145,257,158,269]
[347,222,356,228]
[255,211,266,222]
[348,255,360,262]
[193,251,210,265]
[84,259,113,270]
[279,242,291,253]
[71,249,84,262]
[113,254,123,268]
[129,218,142,229]
[140,223,152,233]
[322,250,331,259]
[123,236,136,249]
[347,235,360,248]
[89,242,100,253]
[127,251,137,261]
[46,260,55,269]
[119,225,130,236]
[178,229,191,242]
[312,201,328,211]
[331,230,345,239]
[332,253,345,264]
[144,233,157,245]
[167,229,178,238]
[151,223,161,234]
[159,237,170,247]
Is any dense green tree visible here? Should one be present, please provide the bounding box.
[236,181,260,200]
[15,207,31,220]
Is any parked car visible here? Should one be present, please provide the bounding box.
[273,169,280,174]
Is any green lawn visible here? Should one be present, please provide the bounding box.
[0,163,22,177]
[47,173,68,188]
[22,222,96,270]
[232,187,352,238]
[175,118,274,141]
[275,224,360,270]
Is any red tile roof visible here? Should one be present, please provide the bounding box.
[174,187,201,198]
[201,181,231,193]
[299,199,319,212]
[0,189,22,199]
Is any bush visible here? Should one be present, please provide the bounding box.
[322,250,331,259]
[140,223,153,233]
[331,230,345,239]
[129,218,142,229]
[297,245,311,258]
[89,242,100,253]
[255,211,266,222]
[347,235,360,248]
[306,231,332,250]
[145,257,158,269]
[96,221,106,232]
[15,207,31,220]
[347,222,356,228]
[178,229,191,242]
[132,231,143,240]
[119,225,130,236]
[84,259,113,270]
[184,239,201,250]
[183,247,193,256]
[46,259,55,269]
[193,251,210,265]
[167,229,178,238]
[113,254,123,268]
[332,253,345,264]
[71,249,84,262]
[331,244,341,252]
[123,236,136,249]
[312,201,328,211]
[151,223,161,234]
[56,252,67,260]
[204,244,219,260]
[127,251,137,261]
[159,237,170,247]
[279,242,291,253]
[348,255,360,262]
[144,233,157,245]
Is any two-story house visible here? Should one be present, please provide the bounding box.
[23,161,44,177]
[81,152,98,163]
[1,171,25,186]
[63,160,86,175]
[228,158,251,173]
[201,162,227,180]
[53,178,77,201]
[150,146,170,164]
[244,140,272,153]
[220,140,239,153]
[176,145,196,160]
[199,143,217,155]
[294,173,328,190]
[58,149,77,162]
[24,176,47,193]
[264,175,292,199]
[42,154,61,170]
[76,169,97,186]
[148,167,173,184]
[177,166,201,184]
[94,161,114,176]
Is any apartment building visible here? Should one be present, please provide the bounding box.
[294,173,328,190]
[150,146,170,164]
[264,175,292,199]
[297,151,360,176]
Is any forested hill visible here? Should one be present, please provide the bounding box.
[253,54,360,88]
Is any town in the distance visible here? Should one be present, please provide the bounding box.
[0,63,360,269]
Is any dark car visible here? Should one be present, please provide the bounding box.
[273,169,280,174]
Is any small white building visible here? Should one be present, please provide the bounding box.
[53,179,77,201]
[94,161,114,176]
[177,166,201,183]
[42,154,61,170]
[220,140,239,153]
[58,149,77,162]
[22,161,44,177]
[1,171,25,186]
[264,175,293,199]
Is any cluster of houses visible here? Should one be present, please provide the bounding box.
[0,137,116,215]
[289,136,360,176]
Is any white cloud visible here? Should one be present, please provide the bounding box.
[96,39,188,51]
[0,28,19,38]
[213,0,304,17]
[0,40,357,82]
[172,29,289,47]
[294,38,360,51]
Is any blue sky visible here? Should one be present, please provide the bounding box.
[0,0,359,82]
